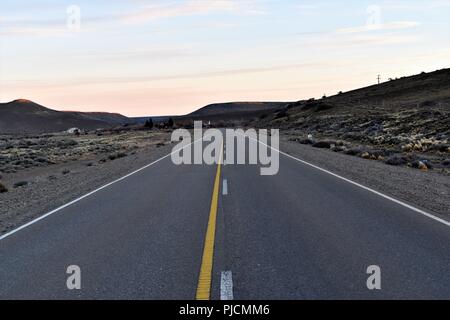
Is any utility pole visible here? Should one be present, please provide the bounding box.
[377,74,381,84]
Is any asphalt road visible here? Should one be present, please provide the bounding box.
[0,134,449,299]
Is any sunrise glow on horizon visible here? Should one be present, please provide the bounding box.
[1,0,449,116]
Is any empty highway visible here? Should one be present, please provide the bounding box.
[0,134,449,299]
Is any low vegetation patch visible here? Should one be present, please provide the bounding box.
[312,141,331,149]
[0,130,169,174]
[385,155,408,166]
[13,181,28,188]
[108,152,128,161]
[344,148,363,156]
[0,182,7,193]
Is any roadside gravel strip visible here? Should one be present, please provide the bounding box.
[280,135,449,219]
[0,142,174,235]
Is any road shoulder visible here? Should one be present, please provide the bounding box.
[280,135,449,219]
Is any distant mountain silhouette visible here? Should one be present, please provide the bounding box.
[0,99,133,134]
[189,101,287,117]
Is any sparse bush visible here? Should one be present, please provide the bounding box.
[57,139,78,149]
[108,152,127,161]
[315,103,333,112]
[331,146,344,152]
[0,182,7,193]
[344,148,363,156]
[259,113,268,120]
[385,154,407,166]
[285,101,303,109]
[298,138,313,145]
[429,144,449,152]
[312,141,331,149]
[13,181,28,188]
[275,110,288,119]
[144,118,154,129]
[369,149,389,158]
[420,100,436,107]
[360,152,371,159]
[302,101,333,112]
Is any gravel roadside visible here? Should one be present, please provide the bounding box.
[0,141,175,235]
[280,135,449,219]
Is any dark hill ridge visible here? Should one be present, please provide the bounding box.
[3,68,449,136]
[168,101,290,125]
[324,68,450,107]
[189,101,287,117]
[70,111,131,125]
[0,99,132,134]
[258,68,450,129]
[0,99,287,134]
[253,68,450,172]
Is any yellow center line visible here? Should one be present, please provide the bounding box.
[196,142,223,300]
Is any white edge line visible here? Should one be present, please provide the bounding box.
[246,133,450,227]
[0,136,204,241]
[220,271,234,300]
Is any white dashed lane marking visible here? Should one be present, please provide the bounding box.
[220,271,234,300]
[222,179,228,195]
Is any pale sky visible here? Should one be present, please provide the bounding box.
[1,0,449,116]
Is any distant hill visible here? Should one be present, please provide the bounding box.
[189,102,287,117]
[132,102,289,126]
[321,68,450,107]
[257,67,450,127]
[252,68,450,147]
[70,111,131,125]
[0,99,133,134]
